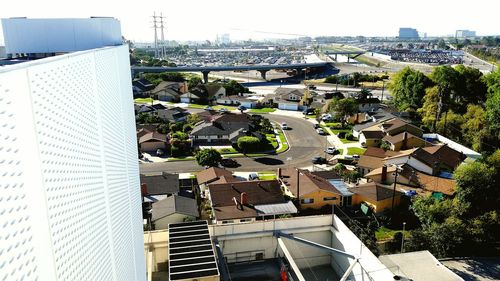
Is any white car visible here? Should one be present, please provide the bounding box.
[325,147,336,154]
[316,128,325,135]
[281,122,289,130]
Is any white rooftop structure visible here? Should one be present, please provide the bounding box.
[1,17,122,55]
[379,251,464,281]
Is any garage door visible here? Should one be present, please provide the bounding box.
[278,103,298,111]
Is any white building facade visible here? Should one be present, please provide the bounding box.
[0,44,145,281]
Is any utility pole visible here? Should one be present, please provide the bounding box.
[381,80,385,102]
[296,168,301,210]
[391,165,401,221]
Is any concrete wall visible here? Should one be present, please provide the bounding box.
[351,194,401,214]
[154,214,195,230]
[331,216,394,280]
[144,230,169,272]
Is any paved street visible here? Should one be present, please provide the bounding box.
[139,113,327,174]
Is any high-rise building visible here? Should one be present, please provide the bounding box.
[399,27,419,40]
[0,18,145,281]
[456,30,476,38]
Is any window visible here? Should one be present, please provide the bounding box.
[222,220,234,224]
[240,218,252,223]
[323,197,337,201]
[301,198,314,204]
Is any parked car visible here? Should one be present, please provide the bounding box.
[312,156,327,164]
[281,122,289,130]
[325,147,336,154]
[313,123,320,129]
[307,84,317,90]
[316,128,325,135]
[220,158,238,167]
[352,154,360,160]
[237,105,247,111]
[248,173,259,180]
[321,113,332,122]
[303,108,315,115]
[204,106,214,111]
[219,107,229,113]
[156,149,164,156]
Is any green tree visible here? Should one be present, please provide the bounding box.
[389,67,431,111]
[461,105,488,151]
[187,114,201,125]
[157,123,170,134]
[329,98,358,123]
[237,136,261,153]
[171,131,188,140]
[454,65,487,107]
[221,80,250,96]
[435,110,464,141]
[485,68,500,140]
[188,76,203,88]
[195,149,222,167]
[417,86,439,130]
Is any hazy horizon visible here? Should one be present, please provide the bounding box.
[1,0,499,45]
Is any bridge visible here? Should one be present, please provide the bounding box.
[131,62,331,83]
[324,51,365,62]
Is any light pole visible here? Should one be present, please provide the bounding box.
[401,222,406,253]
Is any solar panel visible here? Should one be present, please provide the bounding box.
[168,221,220,281]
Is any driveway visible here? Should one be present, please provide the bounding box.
[139,113,326,174]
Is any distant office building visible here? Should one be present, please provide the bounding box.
[399,28,419,40]
[456,30,476,38]
[0,18,145,281]
[221,33,231,45]
[0,46,5,58]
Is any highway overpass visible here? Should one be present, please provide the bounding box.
[131,62,332,83]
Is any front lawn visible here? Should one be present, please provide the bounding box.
[134,98,153,104]
[187,104,208,109]
[217,147,238,154]
[375,226,411,241]
[249,108,276,113]
[347,147,366,155]
[276,130,289,153]
[331,129,358,143]
[213,105,237,110]
[257,171,277,180]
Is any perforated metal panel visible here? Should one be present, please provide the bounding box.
[0,45,145,281]
[0,74,39,281]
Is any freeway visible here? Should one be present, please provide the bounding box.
[139,114,327,174]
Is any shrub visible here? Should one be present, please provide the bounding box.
[345,132,354,140]
[237,136,261,153]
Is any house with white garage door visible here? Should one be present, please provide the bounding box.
[272,87,307,111]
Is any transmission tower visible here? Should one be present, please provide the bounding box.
[159,13,166,59]
[152,12,159,58]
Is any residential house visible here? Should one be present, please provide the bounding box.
[349,183,403,214]
[382,131,427,151]
[358,117,424,150]
[423,144,465,171]
[216,95,259,109]
[150,81,187,102]
[196,167,238,187]
[207,180,297,224]
[157,107,190,123]
[132,78,154,97]
[364,164,456,196]
[151,195,198,230]
[357,147,401,176]
[272,88,306,111]
[346,112,370,124]
[138,131,168,152]
[140,172,180,198]
[384,148,440,175]
[180,84,226,104]
[352,109,394,138]
[279,168,343,209]
[190,112,260,145]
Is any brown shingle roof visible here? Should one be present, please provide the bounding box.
[382,131,424,145]
[423,144,464,169]
[358,155,385,170]
[380,118,422,135]
[361,130,386,139]
[280,168,341,197]
[138,132,168,144]
[349,183,402,201]
[364,147,388,158]
[209,180,285,206]
[196,167,235,185]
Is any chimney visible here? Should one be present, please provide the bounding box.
[381,165,387,184]
[402,131,408,149]
[141,183,148,196]
[240,192,248,205]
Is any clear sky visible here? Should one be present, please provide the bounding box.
[0,0,498,44]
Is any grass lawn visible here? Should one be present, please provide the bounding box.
[249,108,276,113]
[337,149,344,155]
[187,104,207,109]
[325,122,342,128]
[213,105,237,110]
[276,130,289,153]
[134,98,153,104]
[257,172,277,180]
[375,226,411,241]
[347,147,366,155]
[217,147,238,154]
[355,54,388,67]
[331,129,358,143]
[306,115,317,119]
